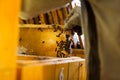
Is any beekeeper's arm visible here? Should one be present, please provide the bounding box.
[64,6,81,30]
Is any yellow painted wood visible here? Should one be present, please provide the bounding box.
[28,18,34,24]
[0,69,16,80]
[25,19,29,24]
[79,61,87,80]
[51,10,59,24]
[17,55,40,60]
[55,63,68,80]
[19,18,24,24]
[19,26,67,57]
[57,9,64,25]
[17,63,56,80]
[19,24,64,28]
[48,12,54,24]
[72,49,85,58]
[34,16,40,24]
[0,0,20,80]
[63,7,69,18]
[68,62,79,80]
[39,14,46,24]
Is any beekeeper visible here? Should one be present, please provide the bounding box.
[64,0,120,80]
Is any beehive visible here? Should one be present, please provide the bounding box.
[19,24,71,57]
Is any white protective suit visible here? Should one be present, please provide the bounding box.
[64,6,81,30]
[81,0,120,80]
[65,0,120,80]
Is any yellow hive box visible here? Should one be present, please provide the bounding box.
[55,62,69,80]
[68,62,80,80]
[17,60,56,80]
[19,25,71,57]
[17,58,69,80]
[0,68,16,80]
[79,61,87,80]
[0,0,20,80]
[17,57,86,80]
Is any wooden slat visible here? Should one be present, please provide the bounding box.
[55,63,68,80]
[56,9,64,25]
[22,20,27,24]
[37,16,41,24]
[68,62,79,80]
[44,13,49,24]
[19,18,24,24]
[79,61,87,80]
[34,16,40,24]
[48,12,54,24]
[39,14,46,24]
[25,19,29,24]
[51,10,59,24]
[63,7,69,19]
[28,18,34,24]
[19,24,64,29]
[27,19,30,24]
[32,17,36,24]
[72,49,85,58]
